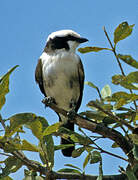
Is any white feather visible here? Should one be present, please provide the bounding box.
[41,51,80,123]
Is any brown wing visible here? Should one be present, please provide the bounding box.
[75,57,85,112]
[35,59,46,97]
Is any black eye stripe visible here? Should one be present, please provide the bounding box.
[47,36,70,50]
[45,35,87,51]
[53,35,88,43]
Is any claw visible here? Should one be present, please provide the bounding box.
[67,109,76,120]
[42,97,55,107]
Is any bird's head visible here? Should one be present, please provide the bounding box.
[44,30,88,53]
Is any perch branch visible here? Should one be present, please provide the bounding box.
[43,101,134,164]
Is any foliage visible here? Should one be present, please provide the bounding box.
[0,21,138,179]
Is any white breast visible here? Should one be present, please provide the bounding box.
[41,51,81,112]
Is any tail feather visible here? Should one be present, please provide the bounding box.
[61,121,75,157]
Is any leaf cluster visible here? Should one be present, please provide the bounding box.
[79,21,138,179]
[0,22,138,179]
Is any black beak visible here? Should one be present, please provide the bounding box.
[77,37,88,43]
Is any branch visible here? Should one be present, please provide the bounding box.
[103,26,125,76]
[0,152,11,157]
[0,114,6,129]
[0,107,132,179]
[103,26,137,111]
[89,101,134,131]
[52,171,127,180]
[43,101,134,164]
[0,143,127,180]
[92,143,128,162]
[79,126,128,162]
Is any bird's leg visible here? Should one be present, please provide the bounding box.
[42,96,55,107]
[67,100,77,121]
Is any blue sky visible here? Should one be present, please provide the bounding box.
[0,0,138,179]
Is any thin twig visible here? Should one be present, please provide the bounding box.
[0,142,127,179]
[92,142,128,162]
[96,87,102,101]
[80,127,128,162]
[0,114,6,129]
[103,26,137,111]
[90,101,134,131]
[120,125,131,141]
[0,152,12,157]
[103,26,125,76]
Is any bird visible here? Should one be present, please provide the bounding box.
[35,30,88,157]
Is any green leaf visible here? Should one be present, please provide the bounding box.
[129,134,138,144]
[114,99,129,110]
[80,111,105,121]
[35,176,44,180]
[0,65,19,110]
[101,84,111,99]
[102,117,116,125]
[23,116,54,168]
[133,144,138,160]
[0,177,13,180]
[111,142,119,148]
[81,110,114,124]
[126,165,137,180]
[23,170,40,180]
[5,113,38,137]
[112,74,124,85]
[97,161,103,180]
[27,117,44,141]
[85,81,98,89]
[72,147,85,158]
[81,111,101,122]
[65,164,82,172]
[20,140,40,152]
[83,152,91,170]
[114,22,134,45]
[43,122,61,136]
[85,81,102,99]
[38,117,54,168]
[111,91,138,102]
[5,156,22,173]
[70,133,92,145]
[107,91,138,109]
[133,164,138,176]
[112,72,138,90]
[85,146,94,152]
[22,177,33,180]
[58,168,81,174]
[87,100,113,112]
[59,127,92,145]
[118,54,138,69]
[54,144,74,151]
[2,138,40,152]
[0,156,23,178]
[90,151,101,164]
[78,47,111,54]
[135,115,138,121]
[127,71,138,83]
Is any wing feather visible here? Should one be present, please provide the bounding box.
[35,59,46,97]
[75,58,85,112]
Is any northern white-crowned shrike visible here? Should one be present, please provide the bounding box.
[35,30,88,156]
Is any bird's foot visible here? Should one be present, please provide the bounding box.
[67,109,76,121]
[42,97,55,107]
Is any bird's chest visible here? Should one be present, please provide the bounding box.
[41,54,80,109]
[42,54,78,81]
